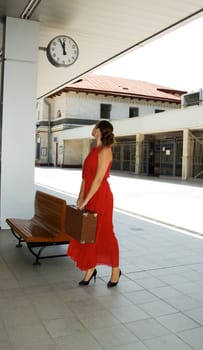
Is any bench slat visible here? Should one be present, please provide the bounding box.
[35,191,67,233]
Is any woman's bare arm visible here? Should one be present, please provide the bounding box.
[77,179,85,207]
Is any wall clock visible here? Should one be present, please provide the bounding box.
[46,35,79,67]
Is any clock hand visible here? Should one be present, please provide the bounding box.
[58,38,67,55]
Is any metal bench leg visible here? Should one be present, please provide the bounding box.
[27,243,68,265]
[27,244,47,265]
[10,228,24,247]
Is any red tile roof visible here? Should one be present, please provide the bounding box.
[49,73,187,103]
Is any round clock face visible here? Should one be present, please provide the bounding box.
[46,35,79,67]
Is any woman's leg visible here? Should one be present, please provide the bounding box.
[109,267,121,282]
[82,267,96,281]
[78,267,97,286]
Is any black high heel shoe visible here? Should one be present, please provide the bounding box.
[78,269,97,286]
[107,270,121,288]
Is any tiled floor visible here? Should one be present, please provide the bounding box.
[1,209,203,349]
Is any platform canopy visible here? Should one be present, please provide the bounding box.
[0,0,202,98]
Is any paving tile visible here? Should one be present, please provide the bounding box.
[43,315,86,337]
[178,327,203,350]
[181,270,203,282]
[13,338,58,350]
[143,334,193,350]
[186,290,203,304]
[126,317,170,340]
[108,342,149,350]
[77,309,120,330]
[183,306,203,325]
[6,323,52,349]
[1,304,41,328]
[32,296,72,321]
[127,271,153,280]
[165,294,202,312]
[157,273,189,285]
[156,312,199,332]
[149,266,193,277]
[110,304,149,323]
[173,281,202,294]
[190,262,203,273]
[54,329,109,350]
[124,290,159,305]
[67,299,104,319]
[115,279,144,293]
[136,276,167,289]
[0,320,13,350]
[149,285,183,299]
[90,324,139,349]
[139,299,177,317]
[95,294,133,310]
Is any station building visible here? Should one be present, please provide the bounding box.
[36,74,203,180]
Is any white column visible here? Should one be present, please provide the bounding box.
[1,17,40,228]
[135,133,144,174]
[82,139,90,164]
[182,128,191,180]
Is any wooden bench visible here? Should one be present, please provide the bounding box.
[6,190,71,265]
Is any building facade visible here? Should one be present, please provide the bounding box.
[36,74,203,180]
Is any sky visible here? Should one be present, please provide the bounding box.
[94,15,203,93]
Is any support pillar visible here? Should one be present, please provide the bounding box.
[82,139,90,164]
[135,133,144,175]
[182,128,192,180]
[0,17,39,228]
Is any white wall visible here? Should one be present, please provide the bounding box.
[1,17,39,228]
[64,140,83,165]
[59,105,203,140]
[113,105,203,136]
[54,95,66,119]
[49,92,178,121]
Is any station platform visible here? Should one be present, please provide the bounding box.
[0,168,203,349]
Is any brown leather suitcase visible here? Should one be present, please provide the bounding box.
[65,205,98,244]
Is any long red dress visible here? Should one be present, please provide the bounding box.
[67,146,119,270]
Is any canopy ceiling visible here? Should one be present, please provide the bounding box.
[0,0,202,98]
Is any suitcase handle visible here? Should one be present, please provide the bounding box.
[68,204,97,217]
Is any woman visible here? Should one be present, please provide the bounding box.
[67,120,121,287]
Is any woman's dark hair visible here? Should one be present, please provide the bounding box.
[96,120,115,146]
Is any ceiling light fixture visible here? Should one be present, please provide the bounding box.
[20,0,42,19]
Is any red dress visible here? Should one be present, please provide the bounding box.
[67,146,119,270]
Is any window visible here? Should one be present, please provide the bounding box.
[56,109,62,118]
[100,104,111,119]
[155,109,165,113]
[129,107,139,118]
